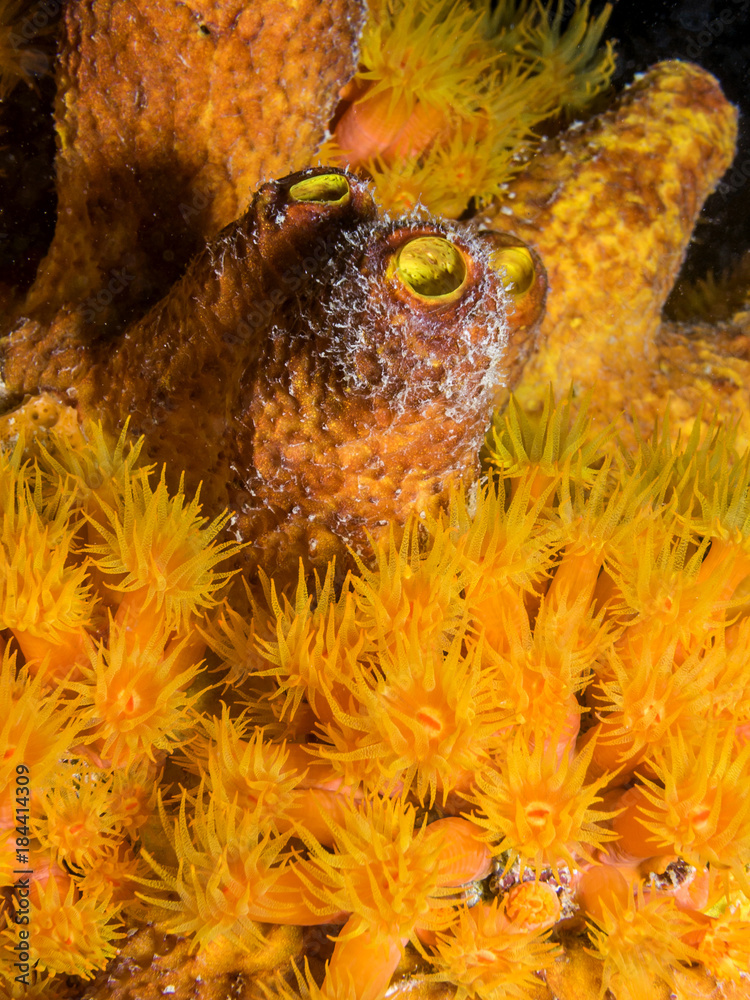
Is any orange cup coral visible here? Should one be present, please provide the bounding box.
[1,391,750,999]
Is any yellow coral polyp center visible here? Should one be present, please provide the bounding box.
[688,805,713,833]
[525,802,553,830]
[288,173,350,205]
[119,690,140,715]
[389,237,468,301]
[416,708,444,734]
[490,245,536,296]
[476,949,498,965]
[625,695,667,731]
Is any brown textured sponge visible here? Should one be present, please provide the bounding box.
[21,0,367,327]
[74,167,546,579]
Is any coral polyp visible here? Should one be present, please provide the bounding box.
[314,625,506,803]
[86,469,242,634]
[70,618,205,768]
[1,393,750,998]
[428,897,560,998]
[585,887,701,1000]
[0,877,122,981]
[136,785,333,950]
[613,729,750,886]
[322,0,616,216]
[469,730,617,880]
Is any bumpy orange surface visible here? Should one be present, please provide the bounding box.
[486,60,739,444]
[23,0,367,320]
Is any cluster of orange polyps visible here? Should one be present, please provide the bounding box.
[1,396,750,999]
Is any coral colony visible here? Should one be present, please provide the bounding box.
[1,0,749,998]
[2,397,750,999]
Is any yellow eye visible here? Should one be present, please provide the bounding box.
[288,173,350,205]
[490,244,536,296]
[388,236,468,302]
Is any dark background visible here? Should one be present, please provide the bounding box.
[1,0,749,293]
